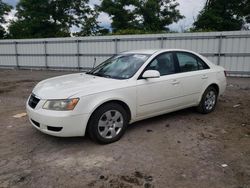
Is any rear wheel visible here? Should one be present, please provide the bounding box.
[197,86,218,114]
[87,103,128,144]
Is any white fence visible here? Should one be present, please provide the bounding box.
[0,30,250,76]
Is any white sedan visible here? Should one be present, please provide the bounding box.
[26,49,227,144]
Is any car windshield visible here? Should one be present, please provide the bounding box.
[87,54,150,79]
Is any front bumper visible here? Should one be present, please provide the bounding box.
[26,102,90,137]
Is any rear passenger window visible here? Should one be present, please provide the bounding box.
[176,52,208,72]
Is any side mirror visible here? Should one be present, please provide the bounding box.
[142,70,160,79]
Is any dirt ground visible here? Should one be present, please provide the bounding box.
[0,69,249,188]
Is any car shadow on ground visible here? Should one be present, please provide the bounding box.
[127,107,196,132]
[31,107,196,147]
[31,129,94,147]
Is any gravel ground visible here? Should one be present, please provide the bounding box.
[0,69,249,188]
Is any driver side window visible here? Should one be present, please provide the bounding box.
[147,53,175,76]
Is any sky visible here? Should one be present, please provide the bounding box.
[3,0,206,32]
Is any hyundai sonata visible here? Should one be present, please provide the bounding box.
[26,49,227,144]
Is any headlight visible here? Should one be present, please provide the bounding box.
[43,98,79,111]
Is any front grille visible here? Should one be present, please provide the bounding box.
[28,94,40,109]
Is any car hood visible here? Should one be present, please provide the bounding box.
[33,73,123,99]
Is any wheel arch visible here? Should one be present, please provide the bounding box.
[86,99,132,133]
[208,83,220,94]
[97,100,132,122]
[198,83,220,104]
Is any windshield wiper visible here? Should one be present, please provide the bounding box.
[86,71,94,75]
[87,72,112,78]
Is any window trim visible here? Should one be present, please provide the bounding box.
[138,52,178,79]
[174,51,210,73]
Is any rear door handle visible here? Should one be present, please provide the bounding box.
[171,79,180,85]
[202,75,208,79]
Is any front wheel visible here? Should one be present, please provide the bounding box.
[197,86,218,114]
[87,103,128,144]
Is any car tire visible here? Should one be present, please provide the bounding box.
[196,86,218,114]
[87,102,128,144]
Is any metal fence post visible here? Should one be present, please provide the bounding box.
[44,41,48,69]
[14,41,19,68]
[217,34,223,65]
[76,40,80,70]
[114,38,119,54]
[160,36,164,48]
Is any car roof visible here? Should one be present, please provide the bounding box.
[121,49,195,55]
[120,49,214,67]
[121,49,160,55]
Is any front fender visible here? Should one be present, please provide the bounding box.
[75,87,137,124]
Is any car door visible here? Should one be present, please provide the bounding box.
[136,52,183,117]
[174,52,210,106]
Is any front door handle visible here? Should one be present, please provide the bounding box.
[171,79,180,85]
[202,75,208,79]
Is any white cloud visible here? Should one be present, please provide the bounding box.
[169,0,206,31]
[2,9,17,31]
[97,12,112,28]
[89,0,101,5]
[2,0,18,7]
[124,5,136,12]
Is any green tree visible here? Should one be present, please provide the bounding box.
[236,0,250,29]
[0,0,11,38]
[134,0,184,32]
[194,0,250,31]
[73,6,106,36]
[99,0,183,33]
[8,0,99,39]
[99,0,139,32]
